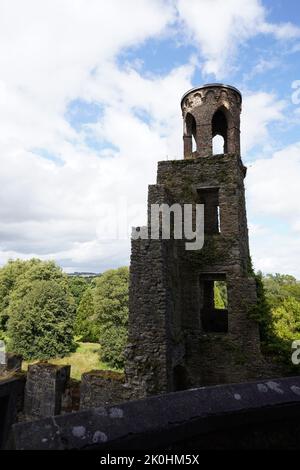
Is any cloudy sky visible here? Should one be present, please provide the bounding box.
[0,0,299,276]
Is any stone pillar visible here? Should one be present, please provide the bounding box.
[80,370,126,409]
[196,123,212,158]
[24,363,70,418]
[227,126,241,155]
[183,135,193,159]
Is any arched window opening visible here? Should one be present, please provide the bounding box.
[212,108,228,154]
[212,134,225,155]
[184,113,197,155]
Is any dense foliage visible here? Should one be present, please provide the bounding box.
[0,259,129,368]
[93,267,129,369]
[73,267,129,368]
[1,260,76,359]
[67,276,91,306]
[0,259,38,332]
[264,274,300,308]
[75,286,99,342]
[8,279,76,360]
[0,257,299,371]
[262,274,300,364]
[249,272,273,344]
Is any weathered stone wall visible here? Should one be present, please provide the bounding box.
[0,374,25,449]
[61,378,80,413]
[126,238,173,398]
[125,184,178,398]
[80,370,127,409]
[155,156,262,387]
[127,154,262,393]
[24,363,70,418]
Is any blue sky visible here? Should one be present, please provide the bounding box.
[0,0,299,276]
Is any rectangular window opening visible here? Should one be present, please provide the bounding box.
[200,274,228,333]
[198,187,220,235]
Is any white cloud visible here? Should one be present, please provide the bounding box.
[249,232,300,278]
[0,0,180,271]
[260,21,300,40]
[241,92,286,153]
[244,58,280,81]
[247,142,300,220]
[247,142,300,277]
[0,0,175,148]
[0,0,298,275]
[248,223,270,237]
[176,0,300,77]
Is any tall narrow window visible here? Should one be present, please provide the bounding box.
[198,187,220,234]
[199,274,228,333]
[217,205,221,233]
[184,113,197,156]
[212,108,228,154]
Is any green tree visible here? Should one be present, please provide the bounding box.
[94,267,129,369]
[252,272,300,364]
[270,297,300,362]
[17,259,67,284]
[75,287,99,342]
[7,259,69,306]
[67,276,90,306]
[214,281,227,309]
[263,273,300,309]
[0,259,37,331]
[250,272,273,344]
[98,326,128,369]
[272,297,300,341]
[7,279,75,360]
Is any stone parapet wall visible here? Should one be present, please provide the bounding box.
[0,374,26,449]
[11,376,300,451]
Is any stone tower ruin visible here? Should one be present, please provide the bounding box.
[126,84,262,399]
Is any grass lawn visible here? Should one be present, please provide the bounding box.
[22,342,120,380]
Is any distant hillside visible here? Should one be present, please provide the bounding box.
[67,272,100,278]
